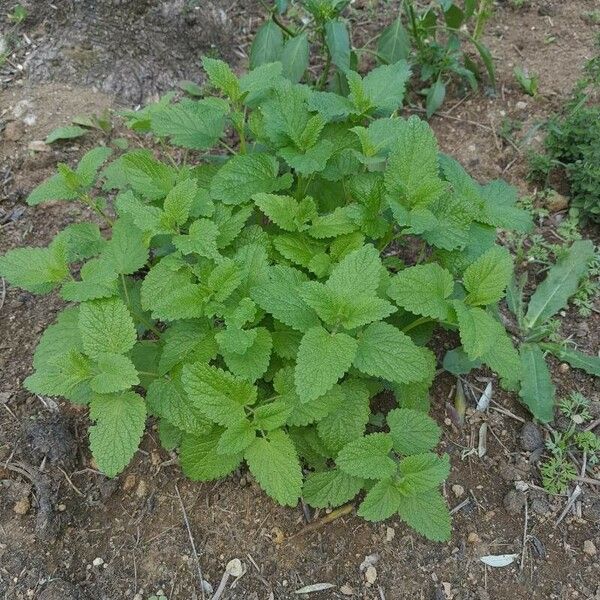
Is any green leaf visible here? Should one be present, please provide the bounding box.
[426,78,446,118]
[279,140,334,175]
[173,219,220,259]
[442,347,481,375]
[182,362,257,426]
[519,344,555,422]
[317,380,370,454]
[385,116,446,210]
[101,217,148,275]
[357,478,403,521]
[45,125,87,144]
[325,19,351,71]
[327,244,383,297]
[362,61,411,115]
[211,153,291,205]
[27,172,79,206]
[253,193,301,232]
[0,241,69,294]
[162,178,197,229]
[544,344,600,377]
[281,33,309,83]
[388,263,454,320]
[244,429,302,506]
[253,401,292,431]
[336,433,396,479]
[79,297,136,358]
[295,326,358,402]
[397,490,452,541]
[453,302,500,360]
[56,222,106,262]
[387,408,441,456]
[146,378,210,434]
[251,265,320,332]
[250,21,284,68]
[150,98,228,150]
[158,321,217,375]
[202,57,241,100]
[303,469,363,508]
[464,246,513,306]
[524,240,595,329]
[377,18,410,64]
[181,429,242,480]
[353,322,435,385]
[221,327,273,383]
[397,453,450,495]
[217,420,257,455]
[90,353,139,393]
[89,391,146,477]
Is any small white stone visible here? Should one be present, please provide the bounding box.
[340,584,354,596]
[583,540,597,556]
[365,566,377,584]
[452,484,465,498]
[516,101,528,110]
[385,526,395,542]
[92,557,104,567]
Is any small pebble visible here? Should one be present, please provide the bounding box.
[559,363,570,373]
[340,584,354,596]
[135,480,148,498]
[365,566,377,584]
[123,474,136,492]
[583,540,597,556]
[520,422,544,452]
[385,527,395,542]
[92,557,104,567]
[13,497,30,515]
[452,484,465,498]
[57,503,67,512]
[515,101,528,110]
[467,532,481,544]
[503,490,526,515]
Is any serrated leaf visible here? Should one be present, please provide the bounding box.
[397,489,451,541]
[79,297,136,358]
[317,379,370,454]
[90,353,139,393]
[362,60,411,115]
[453,302,500,360]
[27,172,79,206]
[146,378,210,434]
[253,193,300,232]
[46,125,87,144]
[150,98,228,149]
[101,217,148,275]
[211,153,291,205]
[464,246,513,306]
[519,344,555,422]
[524,240,595,329]
[388,263,454,320]
[0,242,69,294]
[353,322,435,385]
[336,433,396,479]
[173,219,220,258]
[162,178,197,229]
[89,391,146,477]
[357,478,403,521]
[217,419,257,455]
[181,429,242,480]
[56,222,107,262]
[295,326,358,402]
[244,429,302,506]
[221,327,272,382]
[385,116,446,210]
[182,362,256,426]
[387,408,441,456]
[251,265,320,332]
[202,56,241,100]
[303,469,363,508]
[397,453,450,495]
[327,244,383,297]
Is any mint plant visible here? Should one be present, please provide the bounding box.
[0,57,532,542]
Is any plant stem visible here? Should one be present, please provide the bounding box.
[80,194,114,227]
[316,29,332,90]
[402,316,433,333]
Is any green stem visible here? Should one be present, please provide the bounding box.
[121,273,130,306]
[238,107,248,154]
[402,316,433,333]
[316,29,332,91]
[80,194,114,227]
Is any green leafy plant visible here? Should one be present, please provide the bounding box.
[0,57,532,542]
[7,3,27,24]
[501,241,598,422]
[514,66,539,97]
[528,35,600,223]
[253,0,495,116]
[540,392,599,493]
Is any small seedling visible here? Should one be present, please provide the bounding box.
[514,66,539,96]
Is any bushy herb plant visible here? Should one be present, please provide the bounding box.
[0,57,532,541]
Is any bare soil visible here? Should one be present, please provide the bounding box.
[0,1,599,599]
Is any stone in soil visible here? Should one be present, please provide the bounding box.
[583,540,597,556]
[503,490,526,515]
[520,422,544,451]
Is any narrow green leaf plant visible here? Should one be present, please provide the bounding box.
[0,55,532,542]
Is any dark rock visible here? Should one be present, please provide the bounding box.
[503,490,526,515]
[520,422,544,451]
[538,3,558,16]
[531,498,550,516]
[24,414,76,466]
